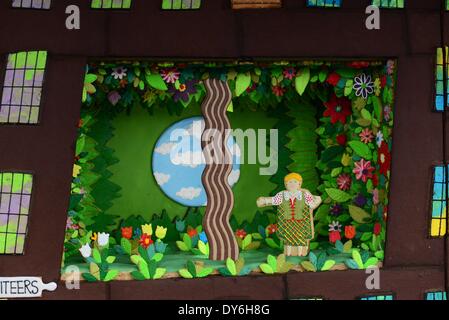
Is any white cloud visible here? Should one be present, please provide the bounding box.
[154,172,170,186]
[155,142,176,155]
[228,169,240,186]
[176,187,202,200]
[171,150,205,168]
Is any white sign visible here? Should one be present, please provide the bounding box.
[0,277,57,299]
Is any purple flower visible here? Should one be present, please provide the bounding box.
[353,193,367,207]
[330,204,343,216]
[108,91,121,106]
[168,80,198,102]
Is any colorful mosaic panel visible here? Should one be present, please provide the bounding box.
[436,47,449,112]
[162,0,202,9]
[372,0,404,8]
[0,173,33,255]
[307,0,341,7]
[12,0,51,9]
[431,165,447,237]
[91,0,132,9]
[1,51,47,124]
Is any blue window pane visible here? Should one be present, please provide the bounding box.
[426,291,447,300]
[307,0,341,7]
[361,295,394,300]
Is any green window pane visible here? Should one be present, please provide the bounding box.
[91,0,132,9]
[372,0,404,8]
[162,0,202,10]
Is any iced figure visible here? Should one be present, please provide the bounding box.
[257,173,322,257]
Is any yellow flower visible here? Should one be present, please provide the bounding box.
[91,232,98,241]
[73,164,82,178]
[155,226,167,240]
[341,153,351,167]
[141,224,153,236]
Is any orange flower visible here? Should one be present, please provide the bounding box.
[139,234,153,249]
[344,225,356,240]
[121,227,133,240]
[187,228,198,238]
[235,229,247,239]
[267,224,278,235]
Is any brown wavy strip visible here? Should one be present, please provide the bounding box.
[201,78,239,261]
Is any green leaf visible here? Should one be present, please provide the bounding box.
[138,261,150,279]
[235,73,251,96]
[120,238,132,255]
[325,188,352,203]
[85,74,97,84]
[92,248,102,264]
[176,240,189,252]
[300,261,317,272]
[198,240,209,255]
[103,270,119,282]
[152,252,164,262]
[295,68,310,96]
[130,254,143,265]
[343,240,353,253]
[364,257,379,268]
[82,273,98,282]
[267,255,277,272]
[145,74,168,91]
[360,108,372,120]
[187,261,197,277]
[178,268,193,279]
[106,256,116,264]
[372,96,382,121]
[348,141,372,160]
[265,237,281,249]
[331,167,342,177]
[352,250,364,269]
[242,234,252,249]
[321,260,336,271]
[197,267,214,278]
[130,271,146,281]
[154,268,166,279]
[348,205,372,224]
[89,263,100,280]
[259,263,274,274]
[321,146,344,163]
[183,233,192,250]
[226,258,237,276]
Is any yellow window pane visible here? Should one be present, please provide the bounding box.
[431,218,447,237]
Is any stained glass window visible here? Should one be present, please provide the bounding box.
[372,0,404,8]
[0,173,33,255]
[360,295,394,300]
[231,0,281,9]
[426,291,447,300]
[91,0,132,9]
[436,47,448,112]
[162,0,202,9]
[1,51,47,124]
[431,165,447,237]
[307,0,341,7]
[12,0,51,9]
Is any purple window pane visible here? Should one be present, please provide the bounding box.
[22,181,32,194]
[1,87,12,105]
[0,214,8,231]
[7,214,19,232]
[9,194,21,214]
[18,215,28,233]
[0,106,10,123]
[20,195,31,214]
[0,194,11,214]
[8,106,20,123]
[4,70,14,86]
[33,70,44,87]
[13,70,24,87]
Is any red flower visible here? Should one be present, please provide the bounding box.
[283,68,296,80]
[329,230,341,244]
[337,174,352,191]
[267,224,278,235]
[323,94,352,124]
[345,226,356,240]
[380,75,387,88]
[371,174,379,188]
[121,227,133,240]
[336,134,347,146]
[235,229,247,239]
[187,228,198,238]
[326,72,341,86]
[347,61,370,69]
[272,85,286,97]
[378,141,391,176]
[373,223,382,236]
[139,233,153,249]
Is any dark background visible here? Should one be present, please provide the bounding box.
[0,0,447,299]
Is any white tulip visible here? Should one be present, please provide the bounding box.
[79,244,92,258]
[97,232,110,247]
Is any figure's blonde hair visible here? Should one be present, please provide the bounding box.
[284,173,303,183]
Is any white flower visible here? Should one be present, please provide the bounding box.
[328,221,342,232]
[353,74,374,99]
[79,244,92,258]
[376,131,384,148]
[97,232,110,247]
[111,67,127,80]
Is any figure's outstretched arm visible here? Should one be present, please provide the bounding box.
[256,197,273,208]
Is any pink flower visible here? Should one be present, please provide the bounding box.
[160,68,180,84]
[337,174,352,191]
[329,231,341,244]
[372,189,379,205]
[359,128,374,144]
[283,68,296,80]
[353,159,375,183]
[107,91,121,106]
[272,86,286,97]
